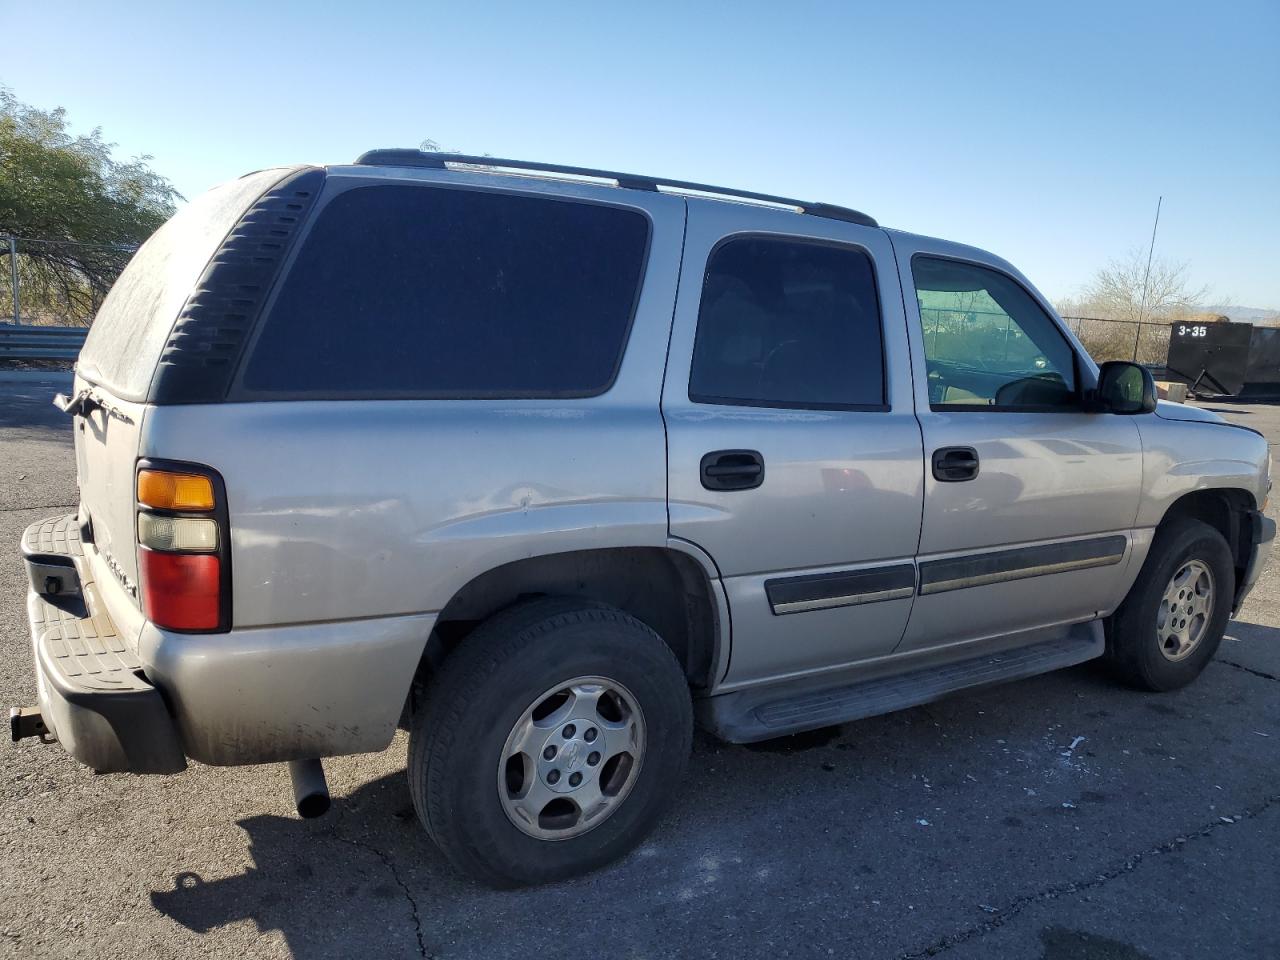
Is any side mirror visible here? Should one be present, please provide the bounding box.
[1094,361,1157,415]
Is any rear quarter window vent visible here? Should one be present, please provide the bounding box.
[149,168,326,404]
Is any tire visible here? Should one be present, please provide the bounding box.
[408,597,693,887]
[1107,518,1235,692]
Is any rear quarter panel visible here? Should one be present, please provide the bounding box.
[142,399,674,627]
[139,175,688,630]
[130,177,687,763]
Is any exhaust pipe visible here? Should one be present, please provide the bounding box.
[288,759,330,818]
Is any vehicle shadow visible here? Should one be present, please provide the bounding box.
[1220,619,1280,677]
[149,779,443,960]
[144,664,1086,957]
[0,371,75,435]
[146,641,1279,960]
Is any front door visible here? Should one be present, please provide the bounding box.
[892,239,1144,653]
[663,203,924,688]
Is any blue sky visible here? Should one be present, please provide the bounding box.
[5,0,1278,308]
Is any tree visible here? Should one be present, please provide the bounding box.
[1078,249,1207,324]
[0,88,181,324]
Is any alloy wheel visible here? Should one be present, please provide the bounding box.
[497,676,646,841]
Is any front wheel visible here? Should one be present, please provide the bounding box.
[1107,518,1235,691]
[408,597,692,887]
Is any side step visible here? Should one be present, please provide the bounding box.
[699,621,1104,743]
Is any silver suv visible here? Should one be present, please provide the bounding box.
[12,151,1275,886]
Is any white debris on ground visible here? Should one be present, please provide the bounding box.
[1041,726,1094,779]
[670,851,745,903]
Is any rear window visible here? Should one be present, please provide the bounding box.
[78,168,290,401]
[236,184,651,398]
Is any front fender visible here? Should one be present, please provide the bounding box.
[1133,416,1267,529]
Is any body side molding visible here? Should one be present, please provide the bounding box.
[918,535,1127,596]
[765,563,916,615]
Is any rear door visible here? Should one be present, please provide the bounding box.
[891,235,1144,652]
[664,202,924,688]
[71,379,147,612]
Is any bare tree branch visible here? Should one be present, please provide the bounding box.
[1074,249,1208,324]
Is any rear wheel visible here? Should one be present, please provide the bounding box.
[1107,518,1234,691]
[408,597,692,887]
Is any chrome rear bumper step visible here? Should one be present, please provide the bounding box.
[16,514,187,774]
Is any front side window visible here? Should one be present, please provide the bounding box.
[689,236,885,409]
[912,257,1078,409]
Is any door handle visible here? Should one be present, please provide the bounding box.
[700,450,765,491]
[932,446,980,482]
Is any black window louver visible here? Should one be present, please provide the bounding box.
[149,167,326,404]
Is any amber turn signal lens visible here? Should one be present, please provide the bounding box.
[137,469,216,511]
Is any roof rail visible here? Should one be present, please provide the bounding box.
[353,149,878,228]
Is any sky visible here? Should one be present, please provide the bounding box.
[4,0,1278,309]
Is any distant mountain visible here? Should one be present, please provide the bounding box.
[1204,305,1280,323]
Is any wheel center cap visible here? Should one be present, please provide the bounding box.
[561,739,585,771]
[536,717,606,794]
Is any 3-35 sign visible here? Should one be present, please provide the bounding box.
[1176,324,1209,338]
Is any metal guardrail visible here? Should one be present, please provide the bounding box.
[0,325,89,360]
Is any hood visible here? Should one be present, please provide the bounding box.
[1154,400,1228,425]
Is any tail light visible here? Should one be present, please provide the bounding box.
[135,461,230,632]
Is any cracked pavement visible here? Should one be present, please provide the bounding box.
[1,370,1277,959]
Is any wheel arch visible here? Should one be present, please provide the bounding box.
[408,545,727,718]
[1156,487,1258,589]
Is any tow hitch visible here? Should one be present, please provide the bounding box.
[9,706,52,744]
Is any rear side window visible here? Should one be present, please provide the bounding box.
[689,236,885,410]
[237,184,650,398]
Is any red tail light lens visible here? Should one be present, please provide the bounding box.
[139,549,222,631]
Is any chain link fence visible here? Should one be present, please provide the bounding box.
[3,235,139,327]
[918,306,1170,370]
[1062,316,1170,367]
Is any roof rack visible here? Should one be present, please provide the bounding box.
[353,149,878,228]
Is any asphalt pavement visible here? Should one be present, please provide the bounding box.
[1,370,1276,959]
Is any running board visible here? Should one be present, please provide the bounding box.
[699,621,1104,743]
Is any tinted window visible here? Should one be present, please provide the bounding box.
[913,257,1078,409]
[689,236,885,409]
[239,185,649,397]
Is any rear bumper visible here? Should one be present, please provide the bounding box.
[22,516,185,773]
[140,611,435,766]
[1234,510,1275,612]
[18,514,433,771]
